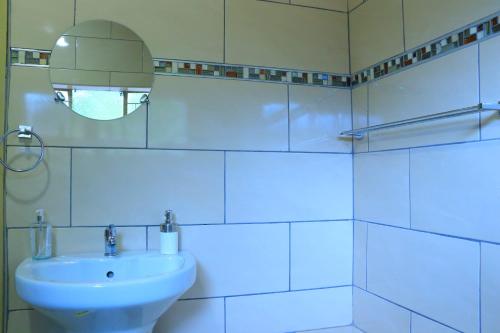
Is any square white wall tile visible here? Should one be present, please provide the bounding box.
[8,310,64,333]
[367,225,480,333]
[368,46,480,151]
[72,149,224,226]
[480,35,500,140]
[6,147,70,227]
[353,221,367,289]
[154,298,225,333]
[226,287,352,333]
[352,85,368,153]
[411,140,500,242]
[289,85,352,153]
[404,0,500,50]
[226,0,349,73]
[481,242,500,333]
[54,227,146,255]
[8,66,147,148]
[11,0,74,50]
[7,227,145,310]
[148,76,288,151]
[76,0,224,62]
[291,221,352,290]
[226,152,353,223]
[349,0,404,72]
[411,313,460,333]
[291,0,348,11]
[353,287,410,333]
[149,224,289,298]
[354,150,410,227]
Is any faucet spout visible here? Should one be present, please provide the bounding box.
[104,224,118,256]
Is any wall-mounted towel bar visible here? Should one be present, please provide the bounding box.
[340,103,500,139]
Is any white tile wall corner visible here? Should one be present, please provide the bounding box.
[72,149,224,226]
[154,298,225,333]
[291,221,352,290]
[349,0,404,72]
[410,140,500,242]
[403,0,500,50]
[10,0,74,50]
[76,0,224,62]
[226,152,353,223]
[479,35,500,141]
[291,0,348,12]
[411,313,460,333]
[367,224,480,333]
[353,287,410,333]
[225,287,352,333]
[8,227,146,310]
[8,66,147,148]
[367,46,480,151]
[148,224,289,298]
[7,310,64,333]
[226,0,349,73]
[354,150,410,227]
[6,147,70,227]
[148,76,288,151]
[353,221,367,289]
[289,85,352,153]
[352,85,368,153]
[481,242,500,333]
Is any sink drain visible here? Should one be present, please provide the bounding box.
[106,271,114,278]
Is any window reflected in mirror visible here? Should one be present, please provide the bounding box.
[50,20,154,121]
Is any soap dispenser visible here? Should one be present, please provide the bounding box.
[30,209,52,260]
[160,210,178,255]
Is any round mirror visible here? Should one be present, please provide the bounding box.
[49,20,154,120]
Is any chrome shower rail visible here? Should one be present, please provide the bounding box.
[341,103,500,139]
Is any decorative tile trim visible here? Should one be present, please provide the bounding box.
[352,13,500,86]
[153,59,351,88]
[11,48,51,67]
[9,48,351,88]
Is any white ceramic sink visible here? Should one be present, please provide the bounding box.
[16,251,196,333]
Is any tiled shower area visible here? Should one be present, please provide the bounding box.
[3,0,500,332]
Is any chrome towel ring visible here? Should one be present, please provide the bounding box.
[1,126,45,173]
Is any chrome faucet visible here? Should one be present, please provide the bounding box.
[104,224,118,256]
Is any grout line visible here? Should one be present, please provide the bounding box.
[478,44,483,141]
[6,219,354,230]
[223,0,226,63]
[401,0,406,51]
[288,222,291,291]
[479,242,482,333]
[364,222,368,290]
[69,148,73,227]
[287,84,291,151]
[257,0,348,13]
[223,151,227,224]
[145,226,149,251]
[180,285,352,302]
[5,144,353,155]
[410,312,413,333]
[408,148,411,229]
[355,218,500,247]
[355,287,463,333]
[224,297,227,333]
[348,0,368,13]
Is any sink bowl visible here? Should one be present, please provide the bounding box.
[16,251,196,333]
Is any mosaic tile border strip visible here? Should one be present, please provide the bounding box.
[10,48,351,88]
[11,48,51,67]
[153,60,351,88]
[352,13,500,86]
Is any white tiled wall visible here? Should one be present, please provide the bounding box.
[5,1,353,332]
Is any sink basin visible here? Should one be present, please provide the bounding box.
[16,251,196,333]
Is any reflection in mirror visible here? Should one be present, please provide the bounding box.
[50,20,154,120]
